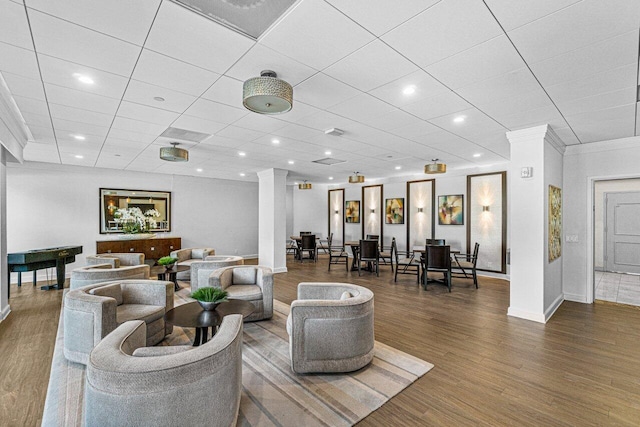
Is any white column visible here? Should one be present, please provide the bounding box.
[258,168,288,273]
[0,148,10,321]
[507,125,565,323]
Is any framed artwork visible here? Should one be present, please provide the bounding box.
[438,195,464,225]
[345,200,360,223]
[385,198,404,224]
[549,185,562,262]
[100,188,171,234]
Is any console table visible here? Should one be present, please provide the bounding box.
[96,236,181,261]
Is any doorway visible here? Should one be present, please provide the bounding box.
[594,179,640,306]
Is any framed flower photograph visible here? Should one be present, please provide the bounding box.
[385,198,404,224]
[438,195,463,225]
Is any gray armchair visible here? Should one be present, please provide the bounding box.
[287,282,375,374]
[84,316,243,427]
[208,265,273,322]
[70,263,150,289]
[86,253,145,267]
[170,247,215,280]
[190,256,244,292]
[63,279,173,365]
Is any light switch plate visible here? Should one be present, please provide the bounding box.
[521,167,533,178]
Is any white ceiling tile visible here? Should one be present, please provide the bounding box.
[0,42,40,79]
[331,93,396,123]
[55,131,104,146]
[323,40,418,92]
[508,0,640,63]
[456,68,542,107]
[111,116,165,136]
[325,0,439,36]
[0,0,34,49]
[484,0,581,31]
[226,43,317,86]
[145,1,254,73]
[44,83,120,115]
[107,128,159,143]
[294,73,360,109]
[13,95,49,117]
[292,110,357,132]
[475,88,552,118]
[493,105,569,131]
[37,54,129,99]
[271,101,321,125]
[2,72,46,101]
[23,142,60,163]
[388,119,441,142]
[21,111,52,128]
[555,88,636,117]
[216,125,264,142]
[102,137,149,151]
[27,0,160,46]
[49,103,113,127]
[402,90,472,120]
[132,49,221,96]
[231,113,288,134]
[260,0,374,70]
[360,108,420,132]
[529,30,638,88]
[117,101,180,126]
[545,64,637,103]
[123,80,197,113]
[171,115,227,136]
[53,117,110,138]
[428,108,508,140]
[565,103,636,143]
[425,35,526,89]
[183,99,248,124]
[382,0,503,67]
[274,123,321,142]
[27,124,56,142]
[552,126,582,145]
[368,70,450,108]
[28,9,141,77]
[200,76,244,108]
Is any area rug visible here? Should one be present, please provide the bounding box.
[42,286,433,426]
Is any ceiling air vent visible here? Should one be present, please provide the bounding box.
[160,127,211,143]
[312,158,346,165]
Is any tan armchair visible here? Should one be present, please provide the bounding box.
[287,282,375,374]
[208,265,273,322]
[86,253,145,267]
[190,256,245,292]
[70,263,150,289]
[170,247,215,280]
[63,279,174,365]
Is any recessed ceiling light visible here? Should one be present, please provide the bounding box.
[395,166,402,170]
[402,85,416,95]
[288,160,294,164]
[238,151,246,157]
[153,96,165,102]
[272,138,280,144]
[473,153,482,158]
[239,173,246,177]
[328,177,334,180]
[72,134,85,141]
[325,150,331,155]
[74,154,84,159]
[72,73,94,85]
[453,115,466,123]
[196,168,203,172]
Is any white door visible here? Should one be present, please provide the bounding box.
[605,192,640,274]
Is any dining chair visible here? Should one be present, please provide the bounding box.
[359,239,379,276]
[317,232,332,254]
[328,233,349,271]
[426,238,446,246]
[378,237,394,272]
[422,245,452,292]
[394,239,421,283]
[300,231,312,235]
[452,242,480,288]
[299,234,317,262]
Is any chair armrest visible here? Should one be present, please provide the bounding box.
[64,290,118,343]
[133,345,194,357]
[209,267,233,290]
[297,282,358,300]
[121,280,173,308]
[170,248,192,262]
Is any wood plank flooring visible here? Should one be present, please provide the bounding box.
[2,256,640,426]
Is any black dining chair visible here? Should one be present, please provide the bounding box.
[394,239,421,283]
[378,237,394,272]
[328,233,349,271]
[300,231,312,235]
[426,238,446,246]
[452,242,480,288]
[422,245,452,292]
[359,239,379,276]
[299,234,317,263]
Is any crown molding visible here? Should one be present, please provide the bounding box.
[0,74,31,163]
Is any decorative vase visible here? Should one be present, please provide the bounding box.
[197,301,221,311]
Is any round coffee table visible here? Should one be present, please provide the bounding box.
[165,300,255,346]
[150,265,190,291]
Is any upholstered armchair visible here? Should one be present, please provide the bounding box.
[70,263,150,289]
[86,253,145,268]
[287,282,375,374]
[170,247,215,280]
[190,256,244,292]
[208,265,273,322]
[63,279,173,365]
[84,316,243,426]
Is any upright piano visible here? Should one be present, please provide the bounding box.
[7,245,83,297]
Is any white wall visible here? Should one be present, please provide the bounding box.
[292,184,327,238]
[7,162,259,283]
[543,138,564,312]
[563,136,640,302]
[0,148,9,321]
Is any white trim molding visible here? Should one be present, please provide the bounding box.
[507,306,546,324]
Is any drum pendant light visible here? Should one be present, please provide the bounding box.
[298,180,312,190]
[424,159,446,174]
[160,142,189,162]
[348,172,365,183]
[243,70,293,115]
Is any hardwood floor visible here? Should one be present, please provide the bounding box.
[2,256,640,426]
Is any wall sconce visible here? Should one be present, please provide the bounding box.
[370,208,375,214]
[483,205,490,212]
[334,210,339,214]
[417,207,424,213]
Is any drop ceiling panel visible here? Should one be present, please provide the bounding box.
[552,126,581,145]
[111,116,166,136]
[170,115,227,136]
[183,98,248,124]
[555,88,636,117]
[475,88,552,118]
[132,49,221,96]
[107,128,160,144]
[2,72,46,101]
[144,1,254,73]
[23,142,60,163]
[270,101,320,125]
[368,70,450,108]
[21,111,52,128]
[493,105,569,131]
[294,73,360,110]
[53,118,110,138]
[26,0,161,46]
[402,90,472,121]
[200,76,244,108]
[484,0,581,32]
[0,43,40,79]
[260,0,374,71]
[331,93,396,123]
[123,80,197,113]
[428,109,508,141]
[387,119,441,142]
[44,84,120,116]
[49,103,114,127]
[28,10,141,77]
[565,104,636,143]
[381,0,503,67]
[231,113,288,134]
[117,101,180,126]
[216,125,265,142]
[323,40,419,92]
[27,124,56,142]
[0,0,34,49]
[13,95,49,117]
[456,68,542,107]
[364,108,423,132]
[545,64,637,104]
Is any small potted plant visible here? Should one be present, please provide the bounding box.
[191,287,228,311]
[157,256,178,270]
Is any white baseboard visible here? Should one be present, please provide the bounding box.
[507,306,546,323]
[563,292,587,303]
[273,267,288,274]
[544,293,564,322]
[0,304,11,322]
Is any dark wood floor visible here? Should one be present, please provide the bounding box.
[2,255,640,426]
